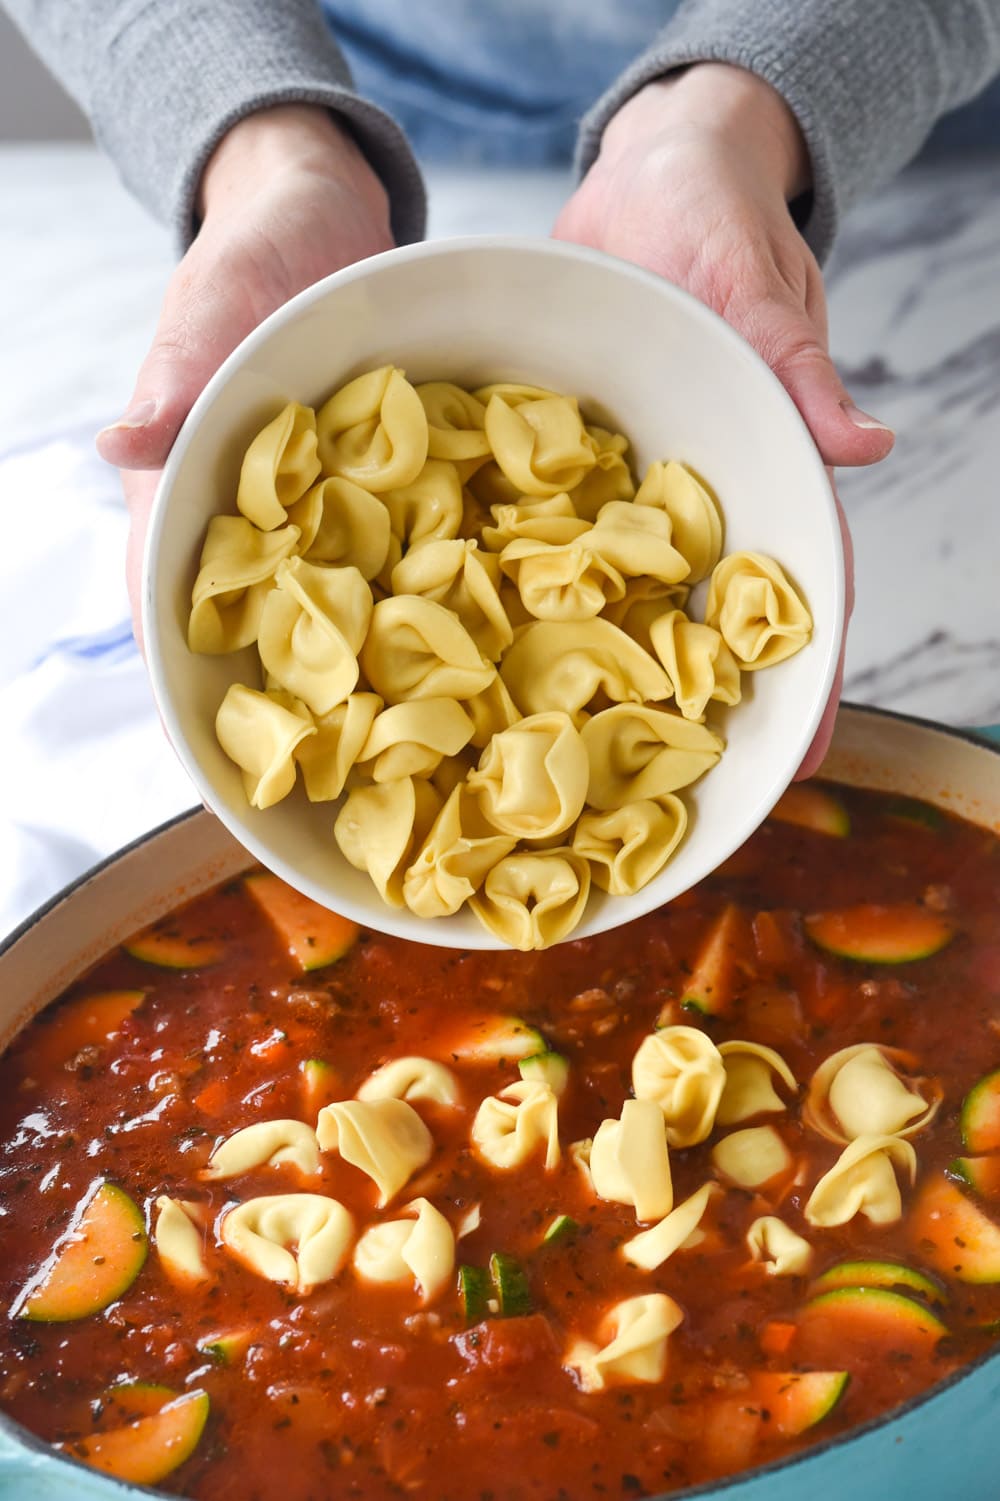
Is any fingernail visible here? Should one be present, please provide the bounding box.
[841,400,893,434]
[101,398,158,435]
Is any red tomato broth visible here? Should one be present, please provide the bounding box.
[0,781,998,1501]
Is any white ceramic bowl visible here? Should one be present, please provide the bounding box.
[144,236,843,948]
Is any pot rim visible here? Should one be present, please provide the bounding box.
[1,700,997,1500]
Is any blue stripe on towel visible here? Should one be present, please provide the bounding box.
[34,620,137,669]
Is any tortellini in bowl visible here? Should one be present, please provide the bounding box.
[149,241,840,950]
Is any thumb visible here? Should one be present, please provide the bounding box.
[96,255,244,471]
[754,301,894,468]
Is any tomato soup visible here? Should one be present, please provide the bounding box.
[2,781,1000,1501]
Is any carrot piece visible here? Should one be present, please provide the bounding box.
[760,1320,796,1356]
[193,1078,230,1117]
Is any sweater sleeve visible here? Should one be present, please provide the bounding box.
[2,0,426,251]
[576,0,1000,262]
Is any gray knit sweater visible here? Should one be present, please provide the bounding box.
[5,0,1000,262]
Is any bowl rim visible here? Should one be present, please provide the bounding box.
[1,704,998,1498]
[142,233,844,948]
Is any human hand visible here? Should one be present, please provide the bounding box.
[97,105,394,645]
[554,64,872,775]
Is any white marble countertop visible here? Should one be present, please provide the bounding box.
[1,144,998,937]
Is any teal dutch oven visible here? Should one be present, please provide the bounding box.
[1,705,998,1501]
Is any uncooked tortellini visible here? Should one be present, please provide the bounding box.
[469,849,591,951]
[622,1182,720,1270]
[257,558,372,716]
[581,705,723,810]
[154,1198,210,1285]
[634,461,723,582]
[357,1057,460,1108]
[236,401,320,531]
[191,367,813,949]
[220,1193,354,1292]
[202,1119,320,1179]
[589,1099,673,1222]
[746,1216,813,1276]
[317,365,427,491]
[716,1041,798,1127]
[705,552,812,669]
[467,712,589,840]
[573,797,687,895]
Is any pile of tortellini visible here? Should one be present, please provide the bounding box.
[188,366,812,948]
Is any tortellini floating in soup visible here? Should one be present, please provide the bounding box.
[316,365,428,491]
[471,1080,561,1170]
[154,1197,210,1285]
[746,1216,813,1276]
[220,1193,354,1292]
[357,1057,460,1108]
[565,1293,683,1393]
[236,401,320,531]
[316,1098,433,1206]
[257,558,372,716]
[804,1134,917,1228]
[804,1043,940,1143]
[581,705,723,810]
[190,367,814,948]
[188,516,300,655]
[353,1198,455,1302]
[632,1027,726,1148]
[711,1125,792,1189]
[589,1098,673,1223]
[573,796,687,896]
[202,1119,320,1179]
[622,1182,720,1271]
[716,1041,798,1127]
[634,460,723,582]
[469,848,591,951]
[705,552,812,669]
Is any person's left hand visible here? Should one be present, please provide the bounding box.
[554,64,872,777]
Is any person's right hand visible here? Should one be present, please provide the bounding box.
[96,104,395,644]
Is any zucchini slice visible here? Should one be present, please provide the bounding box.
[911,1173,1000,1284]
[960,1070,1000,1154]
[804,903,954,964]
[448,1017,545,1063]
[19,1182,147,1322]
[743,1370,849,1436]
[60,1388,209,1485]
[799,1287,948,1353]
[489,1252,533,1318]
[770,785,850,838]
[124,924,223,969]
[679,903,747,1017]
[245,872,359,972]
[950,1155,1000,1201]
[810,1260,946,1305]
[542,1214,579,1246]
[459,1264,492,1323]
[197,1328,258,1365]
[883,795,945,832]
[518,1051,569,1096]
